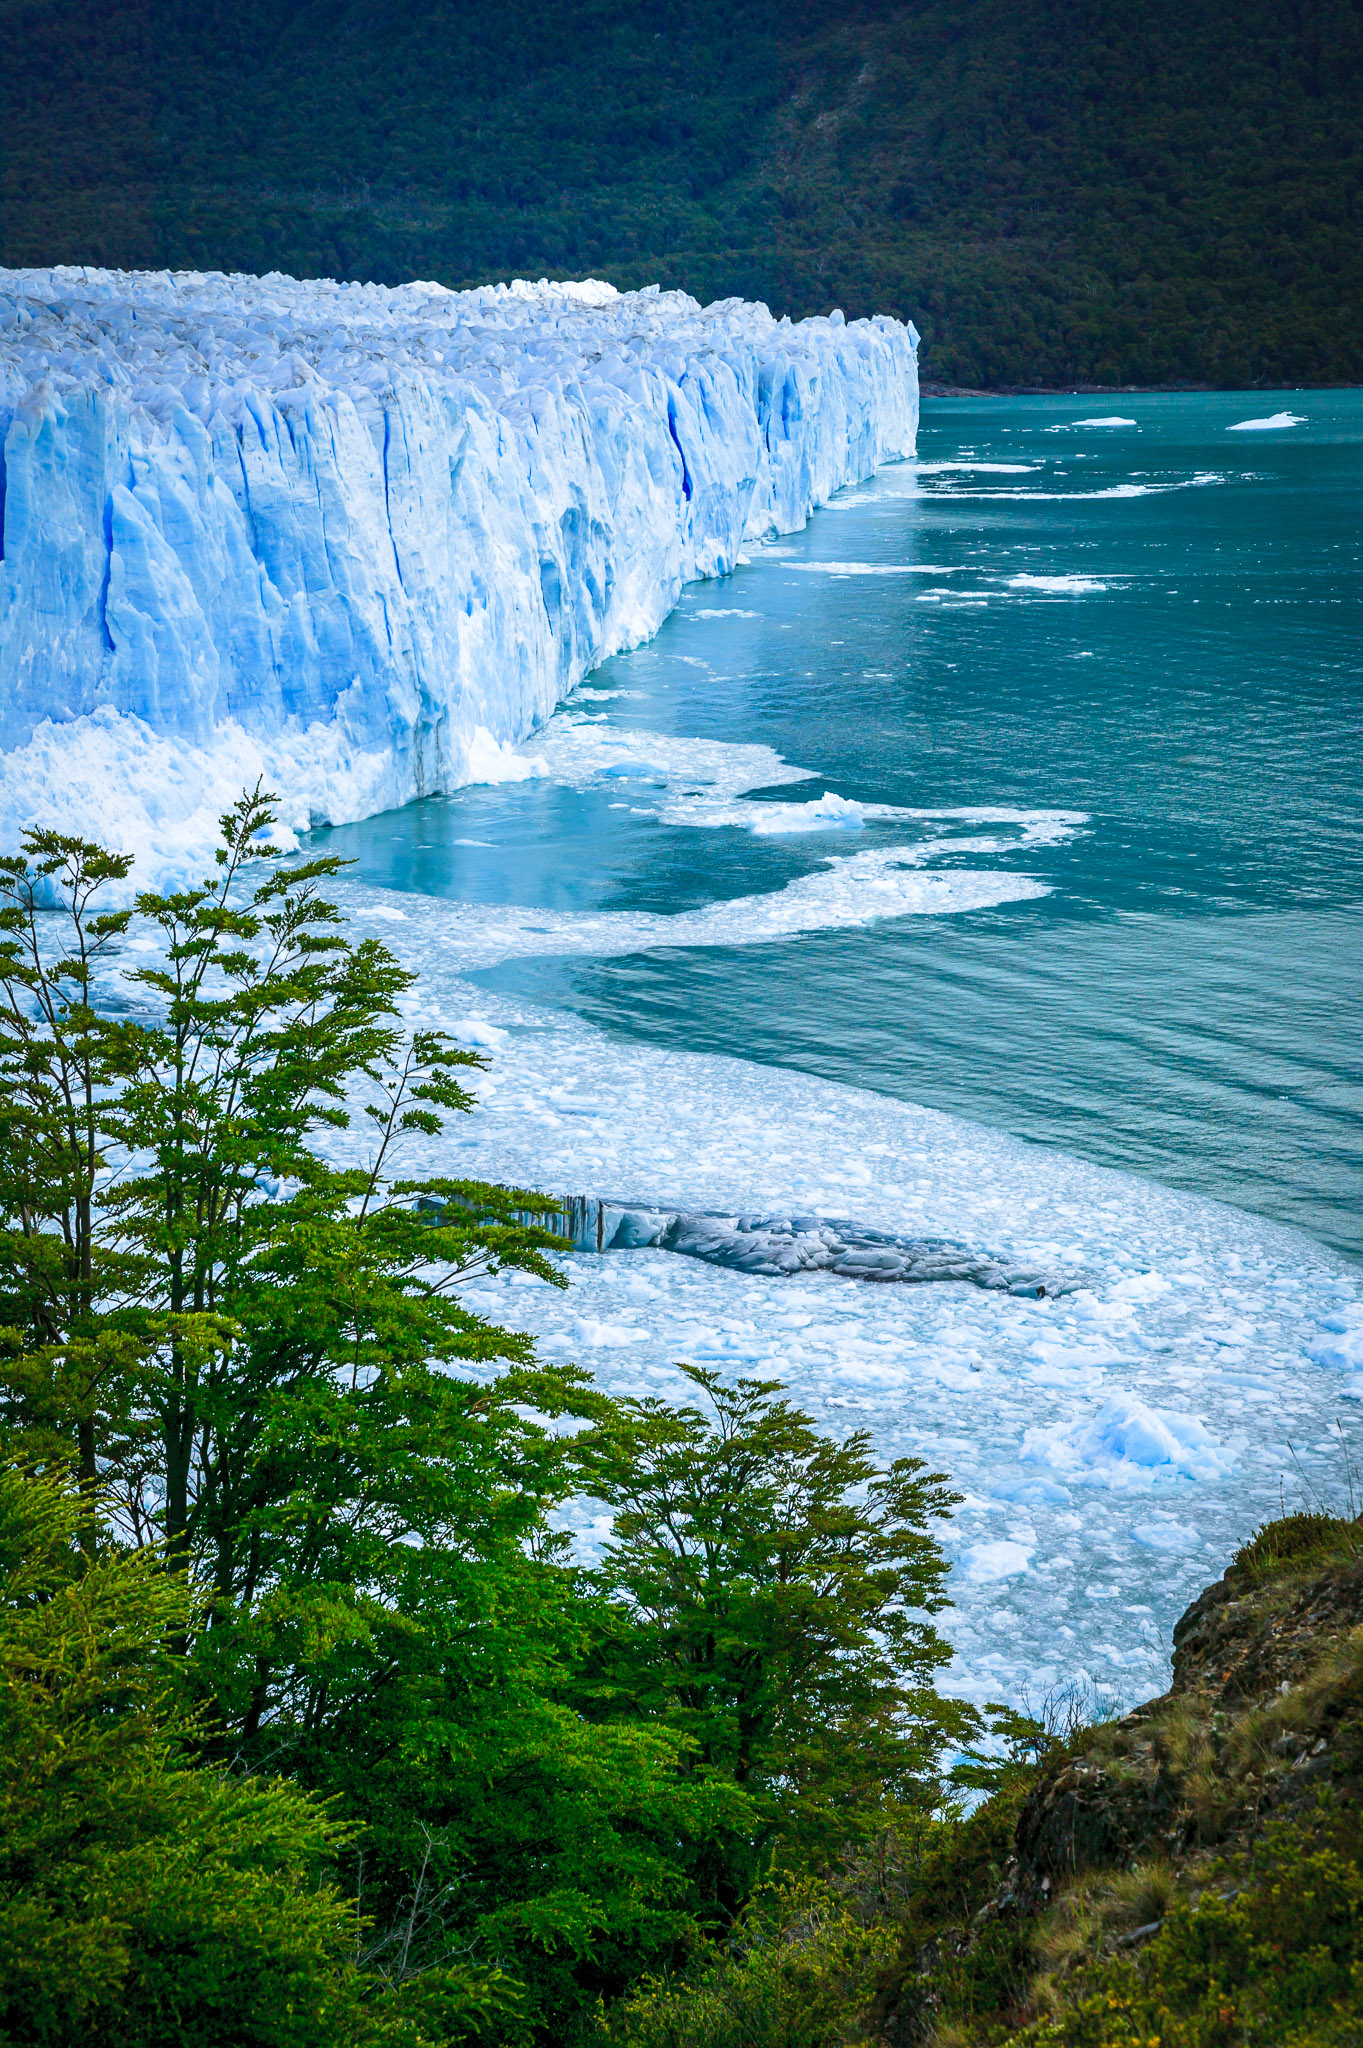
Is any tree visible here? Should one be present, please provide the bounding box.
[0,1460,528,2048]
[0,831,149,1560]
[0,800,764,2045]
[578,1367,976,1900]
[0,792,571,1583]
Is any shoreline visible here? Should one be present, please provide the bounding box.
[919,377,1362,398]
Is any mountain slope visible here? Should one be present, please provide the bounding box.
[2,0,1361,387]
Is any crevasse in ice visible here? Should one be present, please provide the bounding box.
[0,266,918,877]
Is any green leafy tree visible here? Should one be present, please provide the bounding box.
[578,1367,976,1901]
[0,832,152,1557]
[0,800,769,2045]
[0,791,569,1582]
[0,1459,530,2047]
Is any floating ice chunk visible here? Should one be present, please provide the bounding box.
[1061,416,1137,428]
[958,1540,1034,1583]
[448,1017,510,1050]
[1130,1517,1201,1553]
[993,1479,1074,1507]
[1306,1310,1363,1372]
[571,1317,646,1348]
[950,474,1224,501]
[485,1194,1082,1296]
[1110,1270,1174,1303]
[1006,574,1109,594]
[781,560,965,575]
[1024,1343,1112,1392]
[1069,1289,1139,1326]
[1227,412,1306,431]
[525,719,808,801]
[745,792,866,835]
[1022,1395,1233,1490]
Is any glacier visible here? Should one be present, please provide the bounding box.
[0,265,918,880]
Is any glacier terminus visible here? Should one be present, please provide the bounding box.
[0,266,918,878]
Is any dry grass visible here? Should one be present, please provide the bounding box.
[1148,1699,1210,1775]
[1096,1859,1176,1933]
[1030,1891,1100,1974]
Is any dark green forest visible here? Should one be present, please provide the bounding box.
[1,0,1361,389]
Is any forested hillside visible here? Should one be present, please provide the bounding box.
[2,0,1360,389]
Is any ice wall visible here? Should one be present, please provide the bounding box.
[0,267,918,879]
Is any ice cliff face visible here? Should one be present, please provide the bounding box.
[0,266,918,879]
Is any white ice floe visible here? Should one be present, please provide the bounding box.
[0,264,917,884]
[1049,417,1138,430]
[333,853,1050,973]
[1007,574,1109,594]
[660,791,1086,845]
[1227,412,1306,431]
[779,559,964,574]
[1130,1518,1202,1554]
[970,474,1224,501]
[1022,1394,1235,1491]
[958,1540,1035,1583]
[496,712,1088,851]
[737,791,868,834]
[523,716,809,801]
[1306,1306,1363,1399]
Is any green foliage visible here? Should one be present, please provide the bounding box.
[870,1766,1044,2040]
[1006,1823,1363,2048]
[1231,1512,1363,1583]
[2,0,1361,386]
[602,1879,896,2048]
[0,829,151,1555]
[0,788,568,1572]
[579,1365,974,1896]
[0,1461,442,2048]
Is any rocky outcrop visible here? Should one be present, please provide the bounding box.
[1006,1523,1363,1897]
[878,1514,1363,2046]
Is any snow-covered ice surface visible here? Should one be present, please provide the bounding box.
[0,265,916,883]
[312,876,1360,1719]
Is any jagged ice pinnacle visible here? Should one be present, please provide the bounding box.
[0,266,918,879]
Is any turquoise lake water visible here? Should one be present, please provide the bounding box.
[316,389,1363,1261]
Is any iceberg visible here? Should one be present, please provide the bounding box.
[1226,411,1306,431]
[1021,1394,1234,1491]
[0,266,918,882]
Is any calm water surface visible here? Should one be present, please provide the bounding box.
[316,390,1363,1257]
